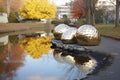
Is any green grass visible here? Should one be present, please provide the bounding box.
[96,24,120,38]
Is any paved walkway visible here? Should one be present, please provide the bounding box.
[0,23,54,37]
[85,37,120,80]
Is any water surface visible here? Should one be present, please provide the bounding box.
[0,34,113,80]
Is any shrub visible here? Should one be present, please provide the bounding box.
[74,18,86,28]
[8,12,18,23]
[0,7,6,13]
[51,19,62,26]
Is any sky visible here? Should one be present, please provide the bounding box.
[53,0,71,6]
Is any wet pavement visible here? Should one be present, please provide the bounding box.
[0,35,120,80]
[83,37,120,80]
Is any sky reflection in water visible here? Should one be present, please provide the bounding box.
[14,51,87,80]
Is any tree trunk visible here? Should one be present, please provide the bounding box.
[92,14,95,25]
[85,0,91,24]
[91,0,96,25]
[115,0,120,27]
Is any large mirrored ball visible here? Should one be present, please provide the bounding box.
[53,24,70,40]
[76,25,101,46]
[61,27,77,44]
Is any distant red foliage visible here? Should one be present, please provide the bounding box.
[71,0,85,18]
[11,0,25,12]
[0,0,25,12]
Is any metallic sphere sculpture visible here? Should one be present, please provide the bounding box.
[76,25,101,46]
[61,27,77,44]
[53,24,70,40]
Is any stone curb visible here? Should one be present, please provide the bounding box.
[101,35,120,41]
[0,27,42,34]
[0,29,29,34]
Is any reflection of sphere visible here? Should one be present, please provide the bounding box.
[53,50,64,63]
[63,55,75,65]
[61,27,77,44]
[77,57,97,74]
[53,24,70,40]
[62,54,75,65]
[76,25,101,46]
[53,50,75,65]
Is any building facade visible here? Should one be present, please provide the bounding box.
[56,4,72,19]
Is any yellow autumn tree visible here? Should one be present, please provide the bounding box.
[20,0,56,19]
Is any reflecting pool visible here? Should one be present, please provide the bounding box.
[0,35,113,80]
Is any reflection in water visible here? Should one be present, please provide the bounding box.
[0,35,8,45]
[53,50,97,75]
[53,49,113,79]
[0,35,113,80]
[19,36,52,59]
[0,35,25,80]
[76,56,97,74]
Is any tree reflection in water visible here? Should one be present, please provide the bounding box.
[0,35,25,80]
[19,36,52,59]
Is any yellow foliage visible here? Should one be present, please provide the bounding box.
[20,0,56,19]
[19,36,53,59]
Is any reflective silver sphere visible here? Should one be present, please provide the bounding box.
[53,24,70,40]
[61,27,77,43]
[76,25,101,46]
